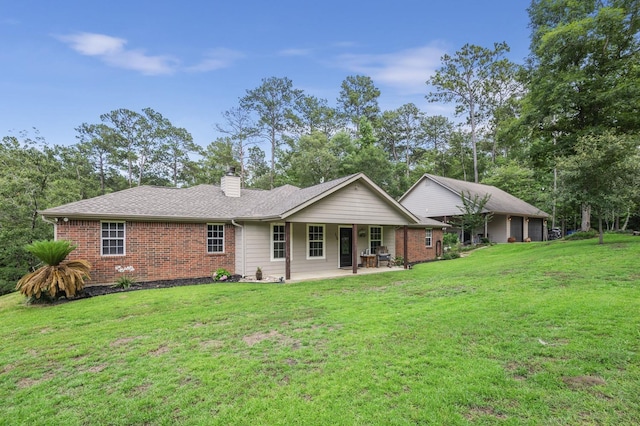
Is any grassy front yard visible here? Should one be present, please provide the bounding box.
[1,235,639,424]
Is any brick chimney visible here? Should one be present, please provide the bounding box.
[221,166,241,197]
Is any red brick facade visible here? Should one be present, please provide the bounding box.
[395,227,444,264]
[56,220,235,285]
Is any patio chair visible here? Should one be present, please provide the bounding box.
[376,246,391,267]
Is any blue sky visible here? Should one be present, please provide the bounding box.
[1,1,532,148]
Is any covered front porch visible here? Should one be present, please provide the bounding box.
[237,221,410,281]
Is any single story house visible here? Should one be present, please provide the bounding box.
[41,172,448,285]
[399,174,550,243]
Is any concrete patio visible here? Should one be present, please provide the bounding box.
[240,265,408,284]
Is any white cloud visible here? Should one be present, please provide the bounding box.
[336,43,448,95]
[187,48,245,72]
[277,48,313,57]
[57,32,178,75]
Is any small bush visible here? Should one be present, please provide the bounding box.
[213,268,231,282]
[0,279,16,296]
[112,266,136,289]
[16,240,91,300]
[480,237,491,244]
[112,275,136,289]
[393,256,404,266]
[565,230,598,240]
[443,233,459,247]
[442,251,461,260]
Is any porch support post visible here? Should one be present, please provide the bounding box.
[484,214,488,239]
[352,224,358,274]
[403,225,408,269]
[285,221,291,280]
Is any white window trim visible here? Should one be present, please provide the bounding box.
[207,223,225,254]
[270,223,293,262]
[101,221,126,257]
[369,225,383,252]
[306,224,326,260]
[425,228,433,247]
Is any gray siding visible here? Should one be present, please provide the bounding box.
[288,182,409,224]
[401,178,463,217]
[240,222,399,278]
[487,214,509,243]
[234,222,245,276]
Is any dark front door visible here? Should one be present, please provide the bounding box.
[339,227,352,268]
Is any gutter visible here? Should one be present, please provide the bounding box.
[41,216,57,240]
[231,220,246,277]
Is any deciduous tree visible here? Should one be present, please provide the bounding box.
[524,0,640,230]
[558,133,639,244]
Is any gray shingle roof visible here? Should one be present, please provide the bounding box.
[414,215,451,227]
[39,173,375,221]
[424,174,549,217]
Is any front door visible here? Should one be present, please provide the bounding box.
[339,227,352,268]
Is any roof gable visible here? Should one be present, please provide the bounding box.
[285,177,417,224]
[400,174,549,218]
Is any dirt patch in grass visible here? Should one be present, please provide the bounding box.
[200,339,224,350]
[543,271,573,284]
[110,337,137,347]
[243,330,281,346]
[242,330,300,349]
[465,406,507,421]
[129,382,152,396]
[562,375,606,390]
[410,285,476,298]
[87,364,108,373]
[17,372,54,388]
[149,345,170,356]
[2,363,16,374]
[505,360,541,379]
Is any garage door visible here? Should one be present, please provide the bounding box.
[510,216,524,242]
[528,218,544,242]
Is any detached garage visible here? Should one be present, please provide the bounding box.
[399,174,550,243]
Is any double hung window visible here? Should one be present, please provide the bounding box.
[101,222,125,256]
[207,224,225,253]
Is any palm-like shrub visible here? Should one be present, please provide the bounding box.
[16,240,91,300]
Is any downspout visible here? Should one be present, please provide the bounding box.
[41,216,58,241]
[231,220,245,277]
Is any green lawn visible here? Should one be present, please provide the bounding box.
[1,235,639,425]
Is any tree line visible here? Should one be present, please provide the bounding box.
[2,0,639,293]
